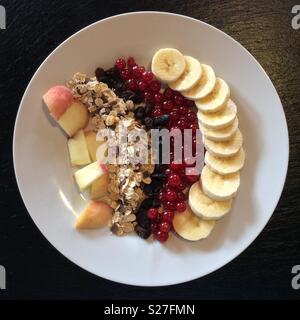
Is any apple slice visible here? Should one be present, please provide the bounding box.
[74,161,108,191]
[75,201,112,229]
[84,131,110,198]
[84,131,105,162]
[90,175,109,199]
[57,101,89,137]
[43,85,74,120]
[67,129,91,166]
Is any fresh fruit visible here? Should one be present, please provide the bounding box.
[205,148,245,175]
[197,99,237,130]
[201,165,240,201]
[151,48,186,83]
[75,201,112,229]
[43,85,74,120]
[182,64,216,100]
[161,211,174,223]
[176,201,186,212]
[57,101,89,137]
[90,174,110,200]
[147,208,159,220]
[154,230,169,242]
[142,71,154,83]
[168,173,181,188]
[115,58,126,70]
[204,129,243,158]
[199,117,239,142]
[189,181,232,220]
[84,131,105,162]
[159,222,171,233]
[67,129,91,166]
[165,189,177,202]
[162,100,174,112]
[169,56,202,92]
[195,78,230,113]
[74,161,108,191]
[173,205,215,241]
[135,224,151,239]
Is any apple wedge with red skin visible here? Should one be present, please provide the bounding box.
[75,201,112,229]
[43,85,89,137]
[74,161,108,191]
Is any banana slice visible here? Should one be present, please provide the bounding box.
[182,64,216,100]
[199,117,239,142]
[173,205,215,241]
[195,78,230,113]
[201,165,240,201]
[151,48,186,83]
[197,99,237,130]
[169,56,202,92]
[189,182,232,220]
[204,129,243,158]
[205,148,245,175]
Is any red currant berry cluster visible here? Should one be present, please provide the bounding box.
[115,57,161,102]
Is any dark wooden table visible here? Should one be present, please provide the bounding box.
[0,0,299,300]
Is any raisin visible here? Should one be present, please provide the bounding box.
[135,225,151,239]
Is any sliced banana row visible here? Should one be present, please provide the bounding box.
[152,48,245,241]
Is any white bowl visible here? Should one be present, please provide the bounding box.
[13,12,289,286]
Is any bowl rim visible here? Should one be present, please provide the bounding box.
[13,11,289,287]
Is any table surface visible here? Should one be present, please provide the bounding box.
[0,0,300,300]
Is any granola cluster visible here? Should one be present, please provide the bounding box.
[67,72,154,236]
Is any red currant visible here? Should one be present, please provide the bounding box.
[162,100,174,111]
[147,208,159,220]
[154,230,169,242]
[127,78,138,90]
[149,80,161,93]
[115,58,126,70]
[170,161,183,172]
[154,92,164,103]
[176,181,186,191]
[164,201,176,211]
[186,99,195,108]
[127,56,136,68]
[139,66,145,74]
[144,91,154,102]
[170,109,179,122]
[165,189,177,202]
[159,222,171,233]
[190,123,198,132]
[185,174,199,184]
[142,71,154,83]
[138,80,148,91]
[164,88,175,100]
[132,65,143,78]
[177,192,186,201]
[150,222,159,234]
[168,173,181,187]
[187,111,197,122]
[177,118,187,130]
[161,211,174,223]
[174,94,185,105]
[178,105,189,115]
[176,201,186,212]
[121,69,130,80]
[152,108,163,117]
